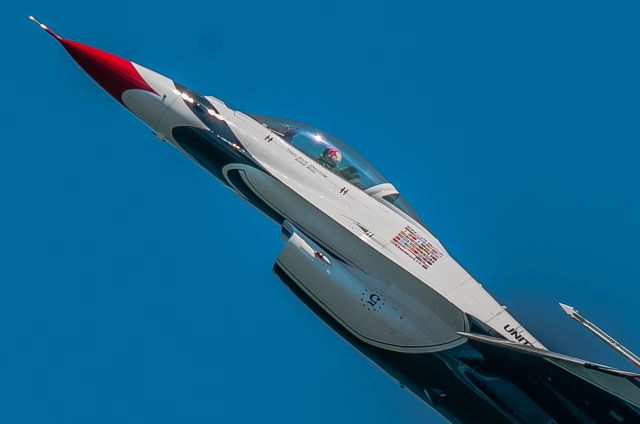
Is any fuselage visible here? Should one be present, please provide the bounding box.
[123,65,543,351]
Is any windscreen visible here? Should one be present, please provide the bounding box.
[250,115,388,190]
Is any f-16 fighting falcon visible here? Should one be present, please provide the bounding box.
[30,16,640,424]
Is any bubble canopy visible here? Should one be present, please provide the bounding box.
[250,115,388,189]
[250,115,423,224]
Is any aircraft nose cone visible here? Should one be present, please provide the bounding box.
[29,16,156,103]
[60,39,156,103]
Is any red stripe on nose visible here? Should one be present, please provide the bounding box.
[60,39,156,103]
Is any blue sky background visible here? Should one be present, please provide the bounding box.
[2,1,639,423]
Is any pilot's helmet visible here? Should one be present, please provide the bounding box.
[321,146,342,168]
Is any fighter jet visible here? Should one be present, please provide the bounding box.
[30,17,639,423]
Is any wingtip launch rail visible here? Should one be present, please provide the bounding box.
[559,302,640,369]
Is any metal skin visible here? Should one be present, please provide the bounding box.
[32,18,640,424]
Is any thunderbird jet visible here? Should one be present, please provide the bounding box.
[31,17,640,423]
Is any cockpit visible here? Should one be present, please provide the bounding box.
[251,115,384,189]
[250,115,424,225]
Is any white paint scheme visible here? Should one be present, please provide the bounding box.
[225,163,467,351]
[133,64,178,98]
[121,90,170,133]
[121,64,184,139]
[123,70,544,351]
[277,226,466,352]
[225,106,545,349]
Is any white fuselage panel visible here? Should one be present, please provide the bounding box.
[160,92,545,351]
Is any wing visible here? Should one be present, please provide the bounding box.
[460,331,640,414]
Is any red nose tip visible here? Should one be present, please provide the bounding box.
[60,39,156,103]
[30,16,156,103]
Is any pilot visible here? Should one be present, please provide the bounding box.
[318,146,342,169]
